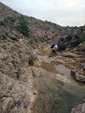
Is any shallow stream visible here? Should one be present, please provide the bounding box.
[33,55,85,113]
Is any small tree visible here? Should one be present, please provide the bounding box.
[17,15,29,36]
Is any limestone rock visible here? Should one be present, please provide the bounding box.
[71,100,85,113]
[0,69,34,113]
[63,52,79,58]
[76,43,85,51]
[71,69,85,83]
[55,73,72,84]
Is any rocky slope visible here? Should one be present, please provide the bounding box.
[0,2,85,113]
[0,2,85,44]
[0,25,38,113]
[0,6,39,112]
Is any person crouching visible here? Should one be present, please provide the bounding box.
[51,44,58,56]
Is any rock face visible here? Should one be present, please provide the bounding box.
[0,21,36,113]
[70,42,85,82]
[70,43,85,112]
[71,100,85,113]
[0,70,33,113]
[71,69,85,83]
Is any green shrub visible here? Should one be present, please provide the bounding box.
[29,56,34,66]
[68,48,73,51]
[17,15,29,36]
[58,44,66,51]
[17,68,21,79]
[29,38,35,44]
[0,21,5,26]
[8,17,15,23]
[79,35,85,43]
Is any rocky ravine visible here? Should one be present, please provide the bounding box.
[0,24,85,113]
[0,27,85,113]
[0,2,85,113]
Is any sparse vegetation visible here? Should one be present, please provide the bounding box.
[58,43,66,51]
[17,68,21,79]
[29,38,35,44]
[0,21,5,26]
[68,48,73,51]
[29,56,35,66]
[17,15,29,36]
[79,35,85,43]
[8,17,15,23]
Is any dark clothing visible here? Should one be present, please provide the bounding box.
[52,49,56,53]
[51,44,55,49]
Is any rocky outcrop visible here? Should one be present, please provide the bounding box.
[71,100,85,113]
[62,52,79,58]
[74,42,85,52]
[71,69,85,83]
[0,21,37,113]
[55,73,72,84]
[69,42,85,82]
[0,70,34,113]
